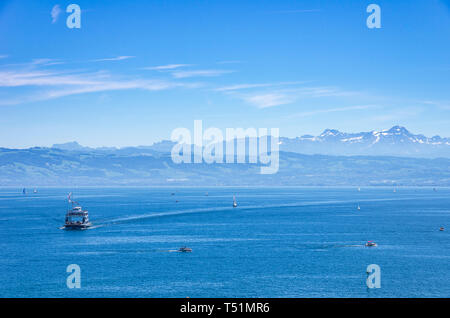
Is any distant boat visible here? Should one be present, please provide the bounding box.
[22,188,26,194]
[357,204,361,210]
[179,246,192,252]
[233,195,238,208]
[365,241,377,247]
[358,187,361,192]
[439,227,445,231]
[33,189,37,193]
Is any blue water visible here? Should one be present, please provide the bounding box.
[1,187,449,298]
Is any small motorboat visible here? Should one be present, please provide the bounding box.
[365,241,377,247]
[439,227,445,231]
[179,247,192,252]
[233,195,237,208]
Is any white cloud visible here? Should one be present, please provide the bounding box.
[226,85,360,108]
[0,55,8,59]
[92,56,135,62]
[215,81,308,92]
[369,107,424,122]
[144,64,191,71]
[292,105,377,118]
[31,58,64,66]
[244,93,295,108]
[216,83,274,91]
[0,67,202,105]
[171,69,234,79]
[420,100,450,110]
[0,70,102,87]
[0,58,63,68]
[51,5,62,24]
[290,86,358,98]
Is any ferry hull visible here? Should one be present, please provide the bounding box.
[63,223,92,230]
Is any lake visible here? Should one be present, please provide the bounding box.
[0,187,449,297]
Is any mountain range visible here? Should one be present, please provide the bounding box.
[279,126,450,158]
[1,126,449,186]
[51,126,450,158]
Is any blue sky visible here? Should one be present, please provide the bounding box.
[0,0,449,148]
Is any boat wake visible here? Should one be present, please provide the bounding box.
[77,195,442,229]
[91,206,235,228]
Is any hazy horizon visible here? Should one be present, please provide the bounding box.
[2,124,450,149]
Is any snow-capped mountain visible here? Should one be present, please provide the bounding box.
[2,125,448,186]
[50,126,450,158]
[279,126,450,157]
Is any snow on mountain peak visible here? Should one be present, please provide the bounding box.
[387,125,411,135]
[277,126,450,158]
[320,129,342,137]
[295,126,449,149]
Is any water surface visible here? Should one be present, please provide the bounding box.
[1,187,449,297]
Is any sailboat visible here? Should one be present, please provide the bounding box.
[233,195,238,208]
[357,204,361,210]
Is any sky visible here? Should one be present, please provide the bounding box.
[0,0,449,148]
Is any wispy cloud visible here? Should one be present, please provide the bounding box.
[31,58,64,66]
[0,58,65,69]
[144,64,191,71]
[369,107,424,122]
[92,56,135,62]
[273,86,358,98]
[244,93,296,108]
[292,105,377,118]
[215,81,309,92]
[216,83,275,92]
[40,80,182,100]
[171,69,234,79]
[32,58,53,65]
[0,67,202,105]
[0,70,104,87]
[0,55,8,59]
[225,85,360,108]
[51,5,62,24]
[421,100,450,110]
